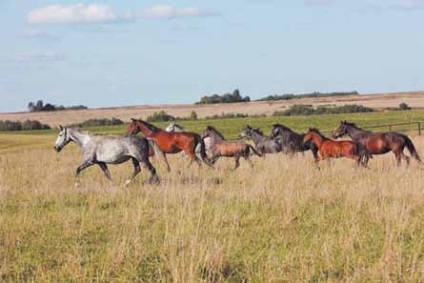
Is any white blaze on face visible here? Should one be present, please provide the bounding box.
[55,128,67,151]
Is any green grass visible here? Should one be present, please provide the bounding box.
[2,109,423,139]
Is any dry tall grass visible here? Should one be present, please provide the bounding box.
[1,137,423,282]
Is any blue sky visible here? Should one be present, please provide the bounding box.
[1,0,424,112]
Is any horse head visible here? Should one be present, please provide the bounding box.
[127,118,141,135]
[54,125,71,152]
[270,124,282,138]
[332,120,349,139]
[239,125,253,138]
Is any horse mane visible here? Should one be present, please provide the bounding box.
[343,120,361,129]
[253,128,264,135]
[273,123,295,133]
[172,123,184,130]
[138,119,159,131]
[206,126,226,140]
[308,128,328,139]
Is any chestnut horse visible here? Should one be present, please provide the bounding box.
[127,119,210,170]
[303,128,371,167]
[203,126,262,169]
[333,120,421,166]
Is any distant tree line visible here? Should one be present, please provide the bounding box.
[196,89,250,105]
[69,118,124,128]
[273,104,374,116]
[257,91,359,102]
[28,100,87,112]
[0,120,51,131]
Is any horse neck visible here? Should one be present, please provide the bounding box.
[68,129,90,148]
[346,125,368,139]
[308,132,326,148]
[208,131,225,144]
[136,122,156,136]
[250,131,265,143]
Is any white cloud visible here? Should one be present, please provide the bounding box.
[16,52,66,62]
[27,4,123,24]
[305,0,332,6]
[20,30,61,41]
[393,0,424,9]
[141,4,213,19]
[27,4,215,25]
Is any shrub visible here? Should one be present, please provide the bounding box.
[0,120,51,131]
[146,111,175,122]
[204,113,248,119]
[273,104,374,116]
[70,118,124,127]
[398,103,411,110]
[196,89,250,104]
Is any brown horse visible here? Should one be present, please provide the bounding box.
[303,128,371,167]
[203,126,261,169]
[127,118,210,171]
[333,120,421,166]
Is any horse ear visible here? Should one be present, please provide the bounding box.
[58,125,63,130]
[131,118,137,122]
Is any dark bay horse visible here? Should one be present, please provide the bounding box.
[303,128,371,167]
[203,126,261,169]
[239,125,282,156]
[333,120,421,166]
[270,123,319,161]
[54,126,159,186]
[127,118,210,170]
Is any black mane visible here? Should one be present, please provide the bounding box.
[206,125,226,140]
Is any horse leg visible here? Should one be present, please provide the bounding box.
[234,156,241,170]
[141,156,159,184]
[210,155,220,165]
[394,151,402,166]
[75,160,94,187]
[123,158,141,187]
[98,162,112,180]
[185,149,202,167]
[401,151,411,165]
[243,155,254,168]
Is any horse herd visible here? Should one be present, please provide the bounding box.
[54,119,422,186]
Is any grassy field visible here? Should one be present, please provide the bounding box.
[1,110,424,282]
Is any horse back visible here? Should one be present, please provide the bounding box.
[214,140,248,156]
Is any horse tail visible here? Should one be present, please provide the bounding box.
[248,144,262,157]
[197,135,212,166]
[357,143,372,167]
[404,135,422,163]
[148,138,171,172]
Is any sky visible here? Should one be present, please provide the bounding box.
[1,0,424,113]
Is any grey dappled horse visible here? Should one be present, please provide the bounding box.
[54,126,159,186]
[270,123,319,161]
[239,125,283,156]
[165,122,212,156]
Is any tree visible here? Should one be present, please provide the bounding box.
[28,102,35,112]
[399,102,411,110]
[190,110,198,120]
[35,100,44,112]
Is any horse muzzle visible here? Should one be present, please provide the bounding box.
[54,145,62,152]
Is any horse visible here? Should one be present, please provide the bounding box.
[202,126,262,169]
[303,128,371,167]
[165,122,212,156]
[54,126,159,186]
[239,125,282,156]
[270,123,319,161]
[332,120,421,166]
[127,118,211,169]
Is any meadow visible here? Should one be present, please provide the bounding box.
[1,110,424,282]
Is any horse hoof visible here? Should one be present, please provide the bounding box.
[124,180,131,187]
